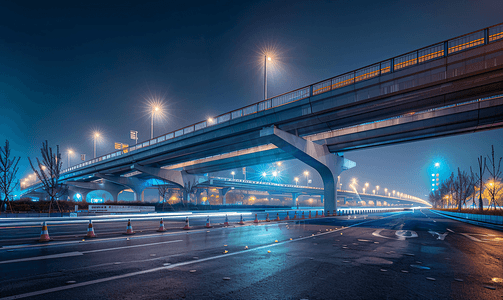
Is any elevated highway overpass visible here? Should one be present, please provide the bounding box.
[21,23,503,212]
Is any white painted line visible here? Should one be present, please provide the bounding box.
[372,229,397,240]
[82,239,183,254]
[0,251,83,265]
[459,233,484,242]
[0,240,182,265]
[0,214,394,299]
[446,228,455,233]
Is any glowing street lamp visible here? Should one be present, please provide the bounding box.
[294,177,299,185]
[304,171,309,186]
[362,188,366,194]
[67,149,73,168]
[93,132,100,158]
[365,182,369,188]
[264,55,272,100]
[262,172,267,177]
[384,188,388,194]
[352,178,357,185]
[373,189,376,195]
[392,190,395,196]
[272,171,278,177]
[231,171,235,179]
[376,186,380,195]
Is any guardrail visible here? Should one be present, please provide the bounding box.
[433,210,503,226]
[24,23,503,189]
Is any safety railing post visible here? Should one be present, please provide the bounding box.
[484,28,489,45]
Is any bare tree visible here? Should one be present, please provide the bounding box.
[28,140,67,214]
[428,189,442,208]
[474,157,486,212]
[157,181,174,211]
[440,173,455,208]
[453,168,474,211]
[0,140,20,213]
[485,145,502,210]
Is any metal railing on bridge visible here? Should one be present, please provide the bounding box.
[24,23,503,189]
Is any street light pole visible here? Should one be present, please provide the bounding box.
[67,150,73,168]
[264,55,271,100]
[93,133,99,158]
[151,106,160,140]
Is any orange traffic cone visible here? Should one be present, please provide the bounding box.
[266,213,270,222]
[308,211,312,219]
[285,212,290,220]
[205,216,212,228]
[326,210,330,217]
[293,212,297,220]
[238,214,245,225]
[224,215,229,226]
[39,221,51,242]
[183,216,191,230]
[275,213,280,221]
[157,218,166,232]
[125,219,134,235]
[301,211,305,219]
[253,214,259,223]
[86,220,97,238]
[315,211,319,218]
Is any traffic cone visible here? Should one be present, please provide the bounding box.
[224,215,229,226]
[86,220,97,238]
[293,211,297,219]
[275,213,280,221]
[39,221,51,242]
[125,219,134,235]
[326,210,330,217]
[308,211,312,219]
[253,213,259,223]
[238,214,245,225]
[183,216,191,230]
[157,218,166,232]
[285,212,290,220]
[315,211,319,218]
[301,211,305,219]
[266,213,270,222]
[205,216,212,228]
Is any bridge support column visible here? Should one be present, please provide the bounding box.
[320,195,324,204]
[67,181,125,202]
[94,174,152,202]
[221,188,231,205]
[292,193,299,207]
[131,164,207,205]
[260,126,355,213]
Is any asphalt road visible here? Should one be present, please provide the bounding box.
[0,209,502,299]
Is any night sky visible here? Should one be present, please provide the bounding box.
[1,0,502,200]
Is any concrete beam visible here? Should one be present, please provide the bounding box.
[260,126,355,212]
[94,173,152,201]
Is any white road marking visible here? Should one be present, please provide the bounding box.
[0,251,83,264]
[446,228,455,233]
[460,233,484,242]
[82,239,182,254]
[0,240,182,265]
[395,230,418,240]
[0,215,396,300]
[428,231,448,240]
[372,229,397,240]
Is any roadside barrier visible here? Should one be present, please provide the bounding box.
[157,218,166,232]
[87,220,97,237]
[183,217,191,230]
[224,215,229,226]
[205,216,212,228]
[238,214,245,225]
[315,211,319,218]
[301,211,305,219]
[275,213,280,221]
[308,211,312,219]
[285,212,290,220]
[326,210,330,217]
[293,212,297,219]
[125,219,135,235]
[39,221,51,242]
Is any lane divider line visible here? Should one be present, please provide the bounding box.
[0,213,399,300]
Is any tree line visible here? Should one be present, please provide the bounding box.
[429,145,502,212]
